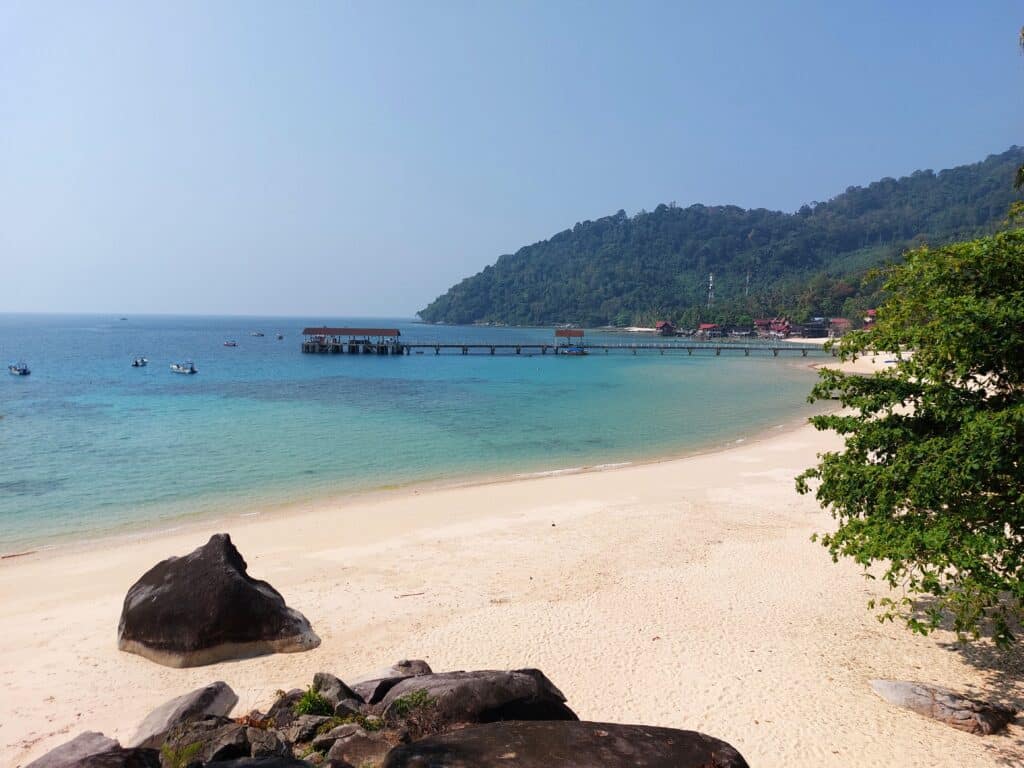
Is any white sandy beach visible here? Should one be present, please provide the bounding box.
[1,394,1021,768]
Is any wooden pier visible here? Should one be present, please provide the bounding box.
[300,327,831,358]
[400,342,826,357]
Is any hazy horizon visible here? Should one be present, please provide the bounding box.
[3,1,1022,316]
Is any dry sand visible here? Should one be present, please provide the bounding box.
[1,415,1021,768]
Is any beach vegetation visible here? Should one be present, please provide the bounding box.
[389,688,433,718]
[797,228,1024,645]
[160,742,202,768]
[293,686,333,717]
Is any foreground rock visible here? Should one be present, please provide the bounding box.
[383,721,750,768]
[25,732,120,768]
[131,682,239,748]
[379,669,577,729]
[78,748,161,768]
[118,533,320,667]
[351,660,432,705]
[870,679,1016,735]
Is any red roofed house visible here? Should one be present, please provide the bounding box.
[655,320,676,336]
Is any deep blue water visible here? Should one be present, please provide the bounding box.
[0,314,825,551]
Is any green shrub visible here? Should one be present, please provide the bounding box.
[293,686,333,717]
[160,742,202,768]
[389,689,433,718]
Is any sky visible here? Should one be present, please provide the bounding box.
[1,1,1022,317]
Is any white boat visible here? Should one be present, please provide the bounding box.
[250,331,265,337]
[8,362,30,376]
[170,360,198,375]
[223,340,238,347]
[131,357,148,367]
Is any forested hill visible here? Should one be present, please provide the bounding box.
[418,147,1024,327]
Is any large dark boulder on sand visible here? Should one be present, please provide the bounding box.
[118,534,320,667]
[383,721,750,768]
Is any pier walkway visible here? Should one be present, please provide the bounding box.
[300,327,831,358]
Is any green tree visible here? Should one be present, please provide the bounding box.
[796,229,1024,644]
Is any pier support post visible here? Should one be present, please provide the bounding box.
[435,346,440,355]
[772,348,779,357]
[688,348,692,356]
[516,346,521,355]
[744,348,749,356]
[715,348,721,356]
[802,349,808,357]
[490,346,495,355]
[462,346,468,355]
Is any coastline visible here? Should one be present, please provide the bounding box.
[0,356,825,559]
[0,404,817,562]
[2,377,1021,767]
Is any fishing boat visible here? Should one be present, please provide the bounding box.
[223,340,238,347]
[170,360,198,375]
[8,361,31,376]
[131,357,148,367]
[250,331,265,337]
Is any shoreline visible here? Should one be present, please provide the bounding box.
[0,404,819,562]
[1,357,828,559]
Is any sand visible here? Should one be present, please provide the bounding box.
[1,417,1021,768]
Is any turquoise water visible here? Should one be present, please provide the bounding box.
[0,315,825,551]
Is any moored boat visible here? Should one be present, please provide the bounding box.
[8,361,31,376]
[223,340,238,347]
[276,333,284,340]
[561,346,588,356]
[170,360,198,374]
[250,331,265,337]
[131,357,148,367]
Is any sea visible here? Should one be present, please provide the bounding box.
[0,314,827,552]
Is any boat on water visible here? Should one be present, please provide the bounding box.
[223,340,238,347]
[276,333,284,340]
[8,362,31,376]
[170,360,198,374]
[250,331,265,337]
[131,357,148,367]
[561,346,588,356]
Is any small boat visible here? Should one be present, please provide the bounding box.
[250,331,265,337]
[276,333,284,340]
[131,357,148,367]
[561,346,588,356]
[223,340,238,347]
[8,362,30,376]
[170,360,198,375]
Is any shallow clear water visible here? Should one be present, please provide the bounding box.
[0,315,825,551]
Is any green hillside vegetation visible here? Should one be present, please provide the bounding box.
[418,147,1024,328]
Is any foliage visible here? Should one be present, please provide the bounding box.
[292,686,333,717]
[160,742,202,768]
[388,689,433,718]
[796,229,1024,645]
[418,148,1024,327]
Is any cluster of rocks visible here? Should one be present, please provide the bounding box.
[26,662,750,768]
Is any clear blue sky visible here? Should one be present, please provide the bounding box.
[2,1,1022,317]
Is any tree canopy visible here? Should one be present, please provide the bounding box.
[419,147,1024,328]
[796,228,1024,644]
